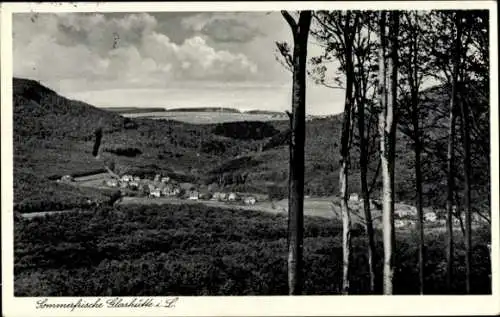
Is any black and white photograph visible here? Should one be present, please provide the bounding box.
[1,1,498,316]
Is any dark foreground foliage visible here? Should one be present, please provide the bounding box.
[14,204,491,296]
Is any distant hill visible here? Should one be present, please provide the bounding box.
[165,107,241,113]
[244,110,286,116]
[101,107,167,113]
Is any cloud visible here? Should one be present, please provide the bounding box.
[13,12,259,92]
[200,18,263,43]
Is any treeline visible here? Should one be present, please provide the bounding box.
[277,9,490,295]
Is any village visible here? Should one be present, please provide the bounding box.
[345,193,486,229]
[99,173,259,206]
[58,173,486,230]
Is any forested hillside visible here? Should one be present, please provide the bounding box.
[13,77,489,216]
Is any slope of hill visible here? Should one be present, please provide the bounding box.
[100,107,167,113]
[12,78,256,212]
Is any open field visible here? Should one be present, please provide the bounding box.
[121,111,288,124]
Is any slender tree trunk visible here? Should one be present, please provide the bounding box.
[446,11,461,293]
[453,11,471,294]
[284,11,312,295]
[413,103,425,295]
[340,48,355,295]
[459,83,472,294]
[379,10,398,295]
[446,79,457,293]
[357,87,377,293]
[407,17,425,295]
[377,11,388,293]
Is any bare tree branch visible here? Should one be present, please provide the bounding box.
[282,10,298,33]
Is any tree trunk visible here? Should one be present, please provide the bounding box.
[413,102,425,295]
[410,28,425,295]
[357,84,377,293]
[340,44,355,295]
[459,83,472,294]
[379,10,398,295]
[284,11,312,295]
[454,11,472,294]
[446,74,457,294]
[446,11,461,293]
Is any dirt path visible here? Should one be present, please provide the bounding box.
[19,196,339,220]
[19,209,94,219]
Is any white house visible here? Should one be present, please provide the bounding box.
[188,190,199,200]
[244,196,257,205]
[61,175,74,182]
[162,185,180,196]
[106,179,118,187]
[424,212,437,222]
[121,175,133,182]
[213,192,228,201]
[349,193,360,202]
[228,193,239,201]
[129,181,139,190]
[395,205,417,218]
[150,189,161,198]
[161,177,170,183]
[395,220,406,228]
[212,192,223,201]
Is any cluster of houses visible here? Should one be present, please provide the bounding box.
[348,193,440,229]
[103,174,181,198]
[102,173,258,205]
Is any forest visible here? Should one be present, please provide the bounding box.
[277,9,490,295]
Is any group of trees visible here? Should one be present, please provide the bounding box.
[279,9,489,294]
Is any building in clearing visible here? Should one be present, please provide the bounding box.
[212,192,223,201]
[188,190,199,200]
[106,179,118,187]
[161,177,170,183]
[228,192,239,201]
[61,175,74,183]
[349,193,360,201]
[395,204,417,218]
[395,220,406,228]
[424,212,437,223]
[121,175,133,182]
[129,181,139,190]
[150,189,161,198]
[162,185,180,197]
[244,196,257,205]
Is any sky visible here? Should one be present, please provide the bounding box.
[13,12,346,115]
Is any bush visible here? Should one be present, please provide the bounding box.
[213,121,279,140]
[104,147,142,157]
[267,185,287,201]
